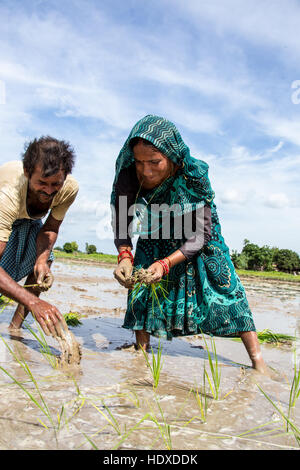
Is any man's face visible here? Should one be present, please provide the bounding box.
[25,164,66,204]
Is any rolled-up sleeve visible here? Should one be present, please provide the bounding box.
[0,190,19,242]
[179,205,211,259]
[50,179,79,221]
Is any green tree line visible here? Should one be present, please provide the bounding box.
[55,241,99,255]
[231,239,300,273]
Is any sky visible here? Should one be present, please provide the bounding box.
[0,0,299,255]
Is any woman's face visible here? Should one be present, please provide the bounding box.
[133,141,175,190]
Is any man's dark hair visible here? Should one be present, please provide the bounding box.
[22,136,76,178]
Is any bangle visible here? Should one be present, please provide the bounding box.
[165,256,172,269]
[157,259,170,276]
[118,250,134,265]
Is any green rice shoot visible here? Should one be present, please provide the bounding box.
[63,311,83,327]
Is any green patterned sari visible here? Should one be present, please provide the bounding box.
[111,115,255,339]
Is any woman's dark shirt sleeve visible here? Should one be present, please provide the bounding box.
[178,205,211,259]
[113,165,139,249]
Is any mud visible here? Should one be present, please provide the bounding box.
[0,259,299,450]
[56,328,82,367]
[130,268,155,285]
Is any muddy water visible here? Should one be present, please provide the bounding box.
[0,260,299,450]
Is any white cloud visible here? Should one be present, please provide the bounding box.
[169,0,300,60]
[264,193,290,208]
[254,113,300,147]
[0,1,299,254]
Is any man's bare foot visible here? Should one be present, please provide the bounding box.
[8,321,22,331]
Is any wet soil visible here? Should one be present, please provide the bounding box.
[0,259,299,450]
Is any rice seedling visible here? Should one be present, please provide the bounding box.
[63,311,83,327]
[144,396,172,450]
[140,340,164,390]
[201,334,221,400]
[256,383,300,446]
[192,369,209,422]
[287,347,300,431]
[23,319,57,368]
[129,267,171,316]
[0,295,13,308]
[0,332,65,441]
[112,413,152,450]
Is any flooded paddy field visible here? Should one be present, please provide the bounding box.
[0,259,299,450]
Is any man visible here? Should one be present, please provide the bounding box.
[0,136,79,337]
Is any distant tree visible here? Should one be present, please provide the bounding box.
[85,243,97,254]
[259,245,274,271]
[70,241,78,252]
[231,250,249,269]
[240,242,273,271]
[63,242,73,253]
[54,246,63,251]
[241,243,263,270]
[232,241,299,273]
[273,249,300,273]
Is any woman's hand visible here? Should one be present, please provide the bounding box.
[147,262,164,283]
[113,258,134,288]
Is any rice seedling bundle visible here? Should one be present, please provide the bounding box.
[63,311,83,327]
[129,268,171,315]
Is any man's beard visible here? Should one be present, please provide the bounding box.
[37,191,58,202]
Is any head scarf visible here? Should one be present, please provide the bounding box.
[111,115,215,210]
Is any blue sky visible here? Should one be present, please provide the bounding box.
[0,0,299,254]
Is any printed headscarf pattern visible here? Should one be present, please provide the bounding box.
[111,114,215,209]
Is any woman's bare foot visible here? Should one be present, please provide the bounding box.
[251,352,269,374]
[240,331,269,374]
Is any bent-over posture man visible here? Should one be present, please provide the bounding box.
[0,136,79,336]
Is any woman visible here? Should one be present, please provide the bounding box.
[111,114,267,373]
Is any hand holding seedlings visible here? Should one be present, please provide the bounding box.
[129,268,155,285]
[34,262,54,291]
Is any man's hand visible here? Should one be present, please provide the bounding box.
[34,262,54,291]
[27,297,68,337]
[113,258,133,288]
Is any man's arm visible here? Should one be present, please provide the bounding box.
[0,241,65,336]
[34,214,63,288]
[0,240,7,261]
